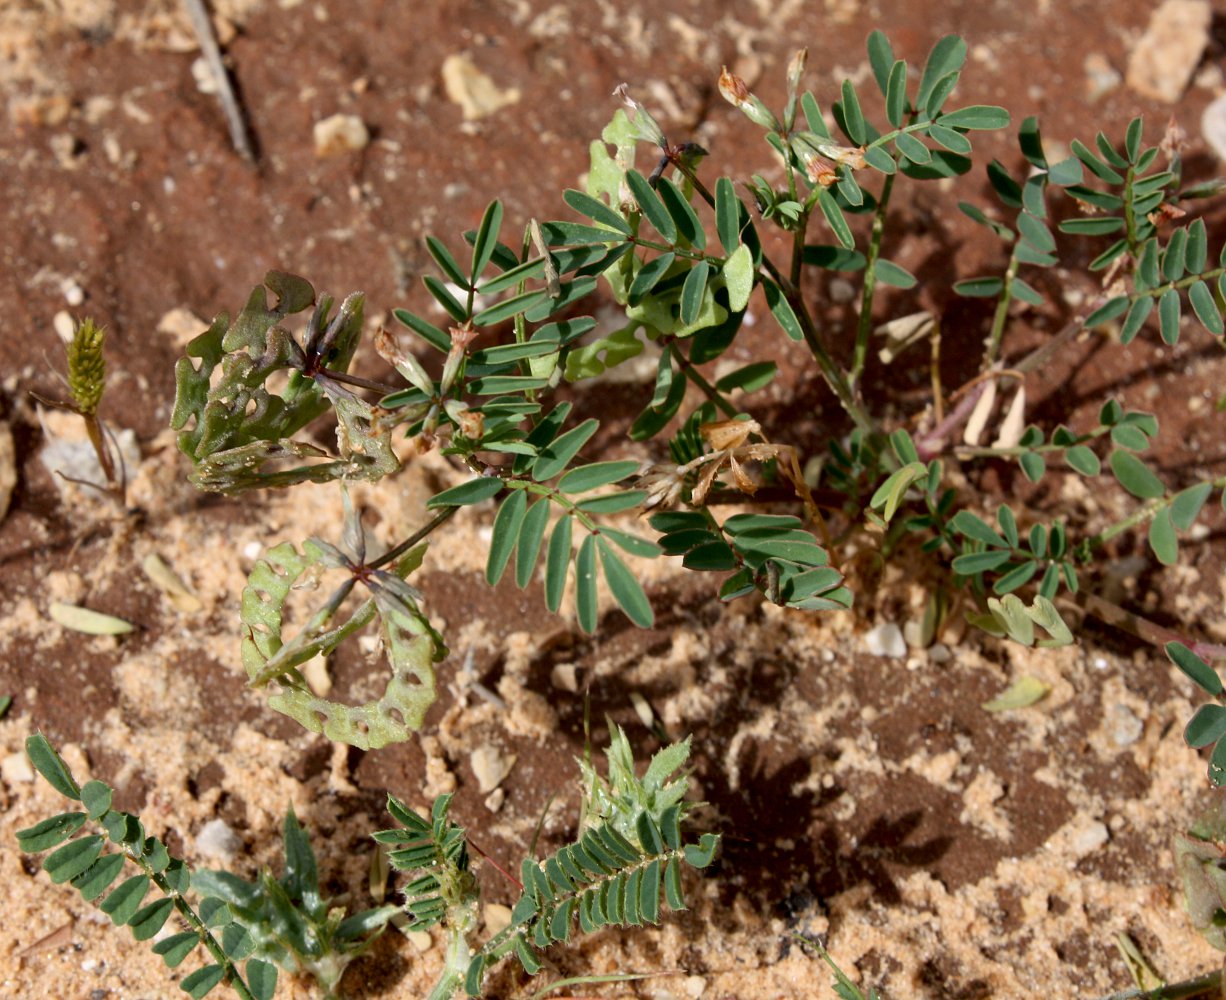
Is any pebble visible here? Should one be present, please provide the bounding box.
[1,751,35,784]
[1202,93,1226,161]
[470,745,515,793]
[1071,819,1110,858]
[928,643,952,663]
[483,903,512,935]
[1110,705,1144,747]
[62,279,85,306]
[1084,53,1122,101]
[828,278,856,304]
[864,622,906,658]
[1125,0,1211,103]
[53,311,75,343]
[441,53,521,120]
[0,421,14,523]
[313,113,370,157]
[195,818,242,860]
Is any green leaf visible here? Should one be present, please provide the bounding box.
[1084,296,1130,328]
[426,477,503,508]
[422,275,468,323]
[1109,450,1165,500]
[129,897,175,939]
[101,874,150,924]
[487,489,528,586]
[870,462,927,523]
[953,277,1004,298]
[16,811,88,852]
[1120,297,1154,344]
[1168,642,1222,696]
[25,734,81,801]
[1017,212,1056,253]
[1171,483,1212,531]
[1071,138,1124,183]
[45,835,105,884]
[680,261,711,325]
[1011,278,1045,307]
[1149,507,1178,565]
[951,550,1013,575]
[544,516,572,613]
[563,189,632,236]
[885,59,908,127]
[894,131,931,165]
[928,123,972,154]
[1019,452,1046,483]
[657,178,706,249]
[533,418,599,481]
[393,308,451,353]
[875,259,916,288]
[917,36,967,113]
[181,964,227,1000]
[559,461,640,493]
[937,105,1009,130]
[1186,703,1226,748]
[863,144,897,173]
[803,245,867,270]
[625,170,677,243]
[1158,288,1182,345]
[473,289,549,327]
[1064,446,1100,476]
[601,528,661,559]
[575,535,598,633]
[714,177,741,254]
[628,253,676,304]
[1163,227,1188,282]
[924,71,961,119]
[80,780,112,821]
[1111,423,1150,451]
[839,79,866,144]
[245,959,278,1000]
[763,279,804,341]
[867,31,895,94]
[598,539,653,627]
[538,220,627,246]
[1059,217,1125,236]
[816,188,854,249]
[425,235,468,289]
[575,491,646,514]
[470,200,505,283]
[1124,116,1144,163]
[716,362,776,393]
[722,244,754,313]
[993,560,1039,595]
[71,852,126,902]
[1047,157,1084,186]
[1189,280,1223,336]
[153,931,200,968]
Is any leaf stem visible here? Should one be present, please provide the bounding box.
[1093,967,1222,1000]
[850,172,896,391]
[1080,475,1226,552]
[369,506,460,572]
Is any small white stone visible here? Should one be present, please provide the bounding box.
[53,311,76,343]
[1072,820,1110,857]
[1,751,35,784]
[470,745,515,794]
[864,622,906,658]
[62,280,85,306]
[1126,0,1211,103]
[1202,93,1226,161]
[828,278,856,303]
[313,113,370,157]
[483,903,512,935]
[483,787,505,812]
[195,818,242,860]
[1109,705,1144,747]
[407,930,433,952]
[928,643,952,663]
[1083,53,1121,101]
[550,663,578,692]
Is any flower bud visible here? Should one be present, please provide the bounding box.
[718,67,779,131]
[612,83,666,147]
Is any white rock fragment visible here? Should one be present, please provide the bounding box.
[1202,93,1226,161]
[483,903,512,935]
[1,751,35,785]
[1125,0,1211,103]
[864,622,906,658]
[470,745,515,794]
[1084,53,1121,101]
[406,930,433,952]
[313,113,370,157]
[1048,815,1110,859]
[195,818,242,860]
[53,311,76,343]
[441,53,521,120]
[1109,704,1144,747]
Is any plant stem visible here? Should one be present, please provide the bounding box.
[321,368,399,394]
[664,341,737,419]
[983,244,1021,368]
[370,507,460,572]
[1076,592,1226,661]
[1081,475,1226,552]
[850,172,896,392]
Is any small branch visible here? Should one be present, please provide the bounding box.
[1075,592,1226,661]
[319,368,399,394]
[1094,968,1224,1000]
[184,0,256,163]
[850,172,896,393]
[369,506,459,572]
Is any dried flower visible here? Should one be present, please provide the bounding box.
[612,83,666,147]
